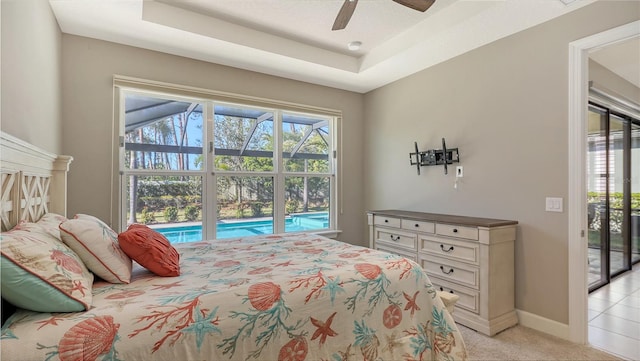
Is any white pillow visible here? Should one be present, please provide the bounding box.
[59,218,132,284]
[36,213,69,241]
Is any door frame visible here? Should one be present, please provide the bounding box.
[567,20,640,344]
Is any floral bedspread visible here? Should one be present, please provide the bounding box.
[1,233,467,361]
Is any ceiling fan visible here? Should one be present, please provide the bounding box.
[332,0,436,30]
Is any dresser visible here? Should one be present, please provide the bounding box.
[367,210,518,336]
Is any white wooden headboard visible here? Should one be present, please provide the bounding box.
[0,132,72,231]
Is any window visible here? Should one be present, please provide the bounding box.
[117,83,339,243]
[281,113,332,232]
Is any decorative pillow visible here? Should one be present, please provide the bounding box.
[118,224,180,277]
[74,213,109,223]
[59,218,132,284]
[0,224,93,312]
[36,213,69,240]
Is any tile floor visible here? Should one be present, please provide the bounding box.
[588,264,640,361]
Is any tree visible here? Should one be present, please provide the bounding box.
[125,107,204,223]
[214,114,276,210]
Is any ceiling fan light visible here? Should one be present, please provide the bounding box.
[348,41,362,51]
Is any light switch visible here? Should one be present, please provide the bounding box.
[545,197,563,212]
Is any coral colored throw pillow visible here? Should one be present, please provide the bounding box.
[117,224,180,277]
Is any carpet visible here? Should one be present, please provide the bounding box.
[458,324,622,361]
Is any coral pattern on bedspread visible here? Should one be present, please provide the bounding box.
[1,233,467,361]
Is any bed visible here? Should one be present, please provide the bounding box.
[0,131,467,361]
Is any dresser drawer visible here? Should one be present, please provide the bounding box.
[420,235,479,265]
[374,216,401,228]
[375,245,418,262]
[420,255,479,289]
[401,219,435,234]
[430,277,479,314]
[436,223,478,241]
[374,227,417,250]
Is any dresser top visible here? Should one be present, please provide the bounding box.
[368,210,518,228]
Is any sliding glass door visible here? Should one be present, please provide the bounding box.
[587,102,639,291]
[632,121,640,265]
[587,105,608,289]
[608,114,629,277]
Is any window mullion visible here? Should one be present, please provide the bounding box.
[274,110,285,234]
[205,101,216,241]
[116,87,126,231]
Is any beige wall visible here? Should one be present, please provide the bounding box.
[1,0,62,153]
[589,59,640,103]
[60,35,365,244]
[363,1,639,325]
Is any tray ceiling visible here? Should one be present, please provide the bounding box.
[50,0,631,93]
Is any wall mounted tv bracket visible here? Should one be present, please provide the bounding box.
[409,138,460,175]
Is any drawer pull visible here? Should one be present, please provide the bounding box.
[414,223,420,228]
[439,287,454,294]
[440,266,454,275]
[440,244,455,252]
[384,219,389,223]
[453,228,458,233]
[390,235,400,242]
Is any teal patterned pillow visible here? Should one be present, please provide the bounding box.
[0,223,93,312]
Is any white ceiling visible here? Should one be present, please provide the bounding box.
[50,0,636,94]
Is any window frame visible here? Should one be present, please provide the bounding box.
[113,77,341,240]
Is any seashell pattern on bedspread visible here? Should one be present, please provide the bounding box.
[1,233,467,361]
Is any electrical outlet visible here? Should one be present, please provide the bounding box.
[456,166,463,178]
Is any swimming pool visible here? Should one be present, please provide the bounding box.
[153,213,329,243]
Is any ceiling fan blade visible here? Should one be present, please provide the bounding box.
[332,0,358,31]
[392,0,435,12]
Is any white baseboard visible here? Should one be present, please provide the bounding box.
[516,309,570,340]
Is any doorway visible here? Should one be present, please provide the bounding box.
[568,20,640,344]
